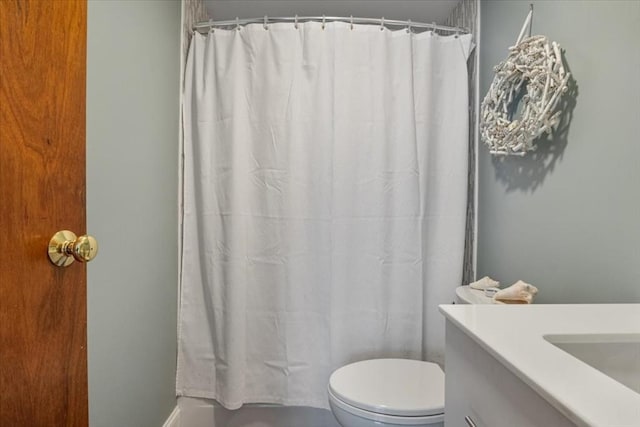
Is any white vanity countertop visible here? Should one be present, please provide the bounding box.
[439,304,640,427]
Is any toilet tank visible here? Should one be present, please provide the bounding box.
[455,286,494,304]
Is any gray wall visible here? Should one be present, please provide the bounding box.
[478,1,640,303]
[87,1,181,426]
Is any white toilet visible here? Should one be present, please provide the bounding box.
[329,358,445,427]
[328,286,491,427]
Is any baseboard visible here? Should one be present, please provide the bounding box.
[163,405,180,427]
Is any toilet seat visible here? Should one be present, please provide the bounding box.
[328,358,444,422]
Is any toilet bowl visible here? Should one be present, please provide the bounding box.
[328,359,444,427]
[328,286,489,427]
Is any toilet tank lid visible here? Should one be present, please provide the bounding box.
[328,358,444,417]
[456,285,494,304]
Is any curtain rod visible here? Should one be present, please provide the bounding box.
[193,16,469,34]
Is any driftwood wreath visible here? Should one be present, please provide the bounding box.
[480,8,570,156]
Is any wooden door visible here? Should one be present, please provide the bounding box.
[0,1,88,425]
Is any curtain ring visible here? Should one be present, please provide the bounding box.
[235,17,240,31]
[322,15,326,30]
[263,15,268,30]
[208,18,214,34]
[431,21,437,36]
[294,14,298,29]
[455,28,460,38]
[380,17,385,31]
[406,19,412,33]
[350,15,354,30]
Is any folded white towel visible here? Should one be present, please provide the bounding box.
[469,276,500,290]
[493,280,538,304]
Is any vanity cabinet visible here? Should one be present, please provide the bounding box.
[444,320,576,427]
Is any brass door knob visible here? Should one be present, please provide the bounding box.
[48,230,99,267]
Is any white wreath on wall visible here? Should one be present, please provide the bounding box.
[480,10,570,156]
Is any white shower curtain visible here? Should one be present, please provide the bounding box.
[178,21,473,410]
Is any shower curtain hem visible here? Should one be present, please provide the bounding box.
[177,387,331,410]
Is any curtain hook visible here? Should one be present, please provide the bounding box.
[263,15,268,30]
[406,19,412,33]
[294,14,298,29]
[350,15,354,30]
[431,21,436,36]
[380,17,385,31]
[235,17,240,31]
[322,15,326,30]
[455,28,460,38]
[208,18,214,34]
